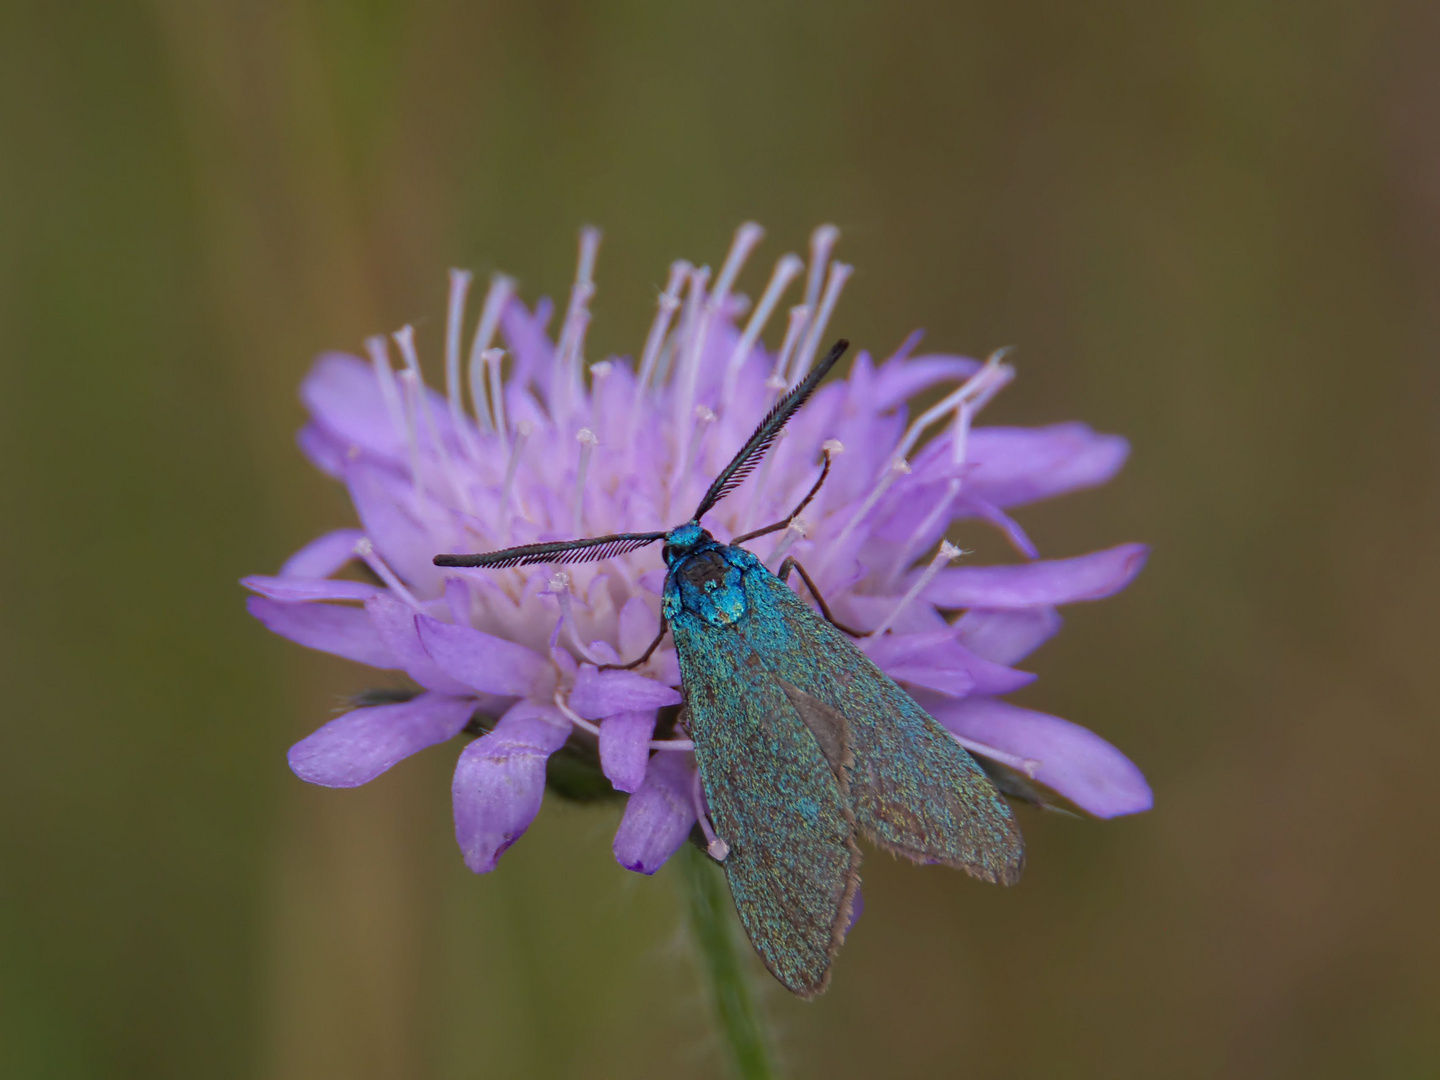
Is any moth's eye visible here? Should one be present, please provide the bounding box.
[662,545,677,563]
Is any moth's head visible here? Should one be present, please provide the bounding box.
[662,521,711,567]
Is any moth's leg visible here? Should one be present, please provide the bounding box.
[599,620,669,671]
[731,446,836,546]
[776,557,866,638]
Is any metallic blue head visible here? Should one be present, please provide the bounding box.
[662,521,712,567]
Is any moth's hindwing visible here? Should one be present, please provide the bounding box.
[669,604,861,998]
[743,567,1025,885]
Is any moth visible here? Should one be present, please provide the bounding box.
[435,339,1023,997]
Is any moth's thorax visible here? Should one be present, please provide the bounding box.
[661,526,761,628]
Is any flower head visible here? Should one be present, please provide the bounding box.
[245,223,1151,880]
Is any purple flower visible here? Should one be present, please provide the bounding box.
[245,222,1151,881]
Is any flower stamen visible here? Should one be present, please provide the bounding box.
[364,335,407,446]
[553,227,601,424]
[501,420,532,537]
[395,326,472,514]
[721,252,804,409]
[892,348,1015,467]
[887,477,963,586]
[445,269,479,460]
[484,348,508,445]
[870,541,962,638]
[693,769,730,861]
[553,691,601,736]
[546,572,605,665]
[791,260,854,384]
[467,274,515,435]
[766,516,807,567]
[354,537,423,611]
[396,368,428,500]
[573,428,597,535]
[635,261,690,403]
[825,457,912,569]
[950,733,1041,779]
[771,304,810,388]
[801,224,840,330]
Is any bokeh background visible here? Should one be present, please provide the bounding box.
[3,2,1438,1077]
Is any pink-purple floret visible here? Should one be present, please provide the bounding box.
[244,230,1153,889]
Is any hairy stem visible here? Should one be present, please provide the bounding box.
[676,843,781,1079]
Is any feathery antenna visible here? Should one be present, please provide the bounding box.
[434,531,666,570]
[691,339,848,523]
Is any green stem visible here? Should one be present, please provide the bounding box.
[676,843,782,1080]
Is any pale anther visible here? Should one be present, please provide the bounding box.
[353,538,423,611]
[870,540,962,638]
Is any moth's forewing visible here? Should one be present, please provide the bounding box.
[669,593,861,999]
[741,563,1025,885]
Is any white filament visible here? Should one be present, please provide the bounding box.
[354,538,422,611]
[952,733,1041,778]
[444,269,478,458]
[802,224,840,328]
[889,477,962,586]
[467,274,515,435]
[397,368,426,499]
[635,261,691,401]
[553,227,601,423]
[484,348,508,444]
[693,769,730,861]
[766,517,807,567]
[709,222,765,317]
[770,304,811,387]
[364,335,407,446]
[395,325,469,512]
[869,541,962,638]
[553,683,694,750]
[548,573,604,665]
[720,252,804,409]
[573,428,597,535]
[790,261,853,384]
[501,420,532,536]
[825,457,912,565]
[892,348,1014,467]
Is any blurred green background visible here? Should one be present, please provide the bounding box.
[3,1,1438,1077]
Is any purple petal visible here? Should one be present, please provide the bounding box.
[846,886,864,937]
[452,701,571,873]
[345,462,446,596]
[500,296,554,385]
[925,544,1149,609]
[302,353,463,465]
[246,596,398,669]
[617,597,660,658]
[297,421,348,478]
[958,497,1039,559]
[929,697,1152,818]
[870,354,982,412]
[863,629,1036,698]
[569,665,682,720]
[953,647,1038,695]
[241,575,383,602]
[599,710,657,793]
[962,423,1130,507]
[954,607,1063,665]
[364,595,475,695]
[613,752,696,874]
[280,529,366,578]
[288,692,475,788]
[301,352,407,460]
[414,614,547,697]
